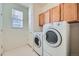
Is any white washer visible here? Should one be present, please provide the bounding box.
[43,21,70,56]
[33,32,43,56]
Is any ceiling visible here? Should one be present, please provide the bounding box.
[20,3,47,7]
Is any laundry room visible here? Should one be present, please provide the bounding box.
[0,2,79,56]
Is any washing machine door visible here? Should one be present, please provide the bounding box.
[34,35,41,48]
[45,28,62,47]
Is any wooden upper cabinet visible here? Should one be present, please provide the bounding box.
[61,3,77,22]
[44,10,51,24]
[39,13,45,26]
[39,3,79,27]
[50,5,61,22]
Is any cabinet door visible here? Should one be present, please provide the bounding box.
[44,10,51,24]
[51,5,61,22]
[60,3,64,21]
[62,3,77,22]
[39,13,45,26]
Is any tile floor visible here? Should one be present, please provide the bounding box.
[3,44,38,56]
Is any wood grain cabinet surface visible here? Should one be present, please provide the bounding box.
[39,13,45,26]
[44,10,51,24]
[60,3,78,22]
[50,5,61,22]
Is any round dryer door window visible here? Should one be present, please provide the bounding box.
[34,36,41,47]
[45,28,62,47]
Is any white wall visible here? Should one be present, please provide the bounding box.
[27,4,34,47]
[32,4,46,32]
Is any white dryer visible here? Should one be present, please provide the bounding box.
[43,21,70,56]
[33,32,43,56]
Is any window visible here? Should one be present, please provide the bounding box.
[12,9,23,28]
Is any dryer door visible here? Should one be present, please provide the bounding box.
[45,28,62,47]
[34,35,41,48]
